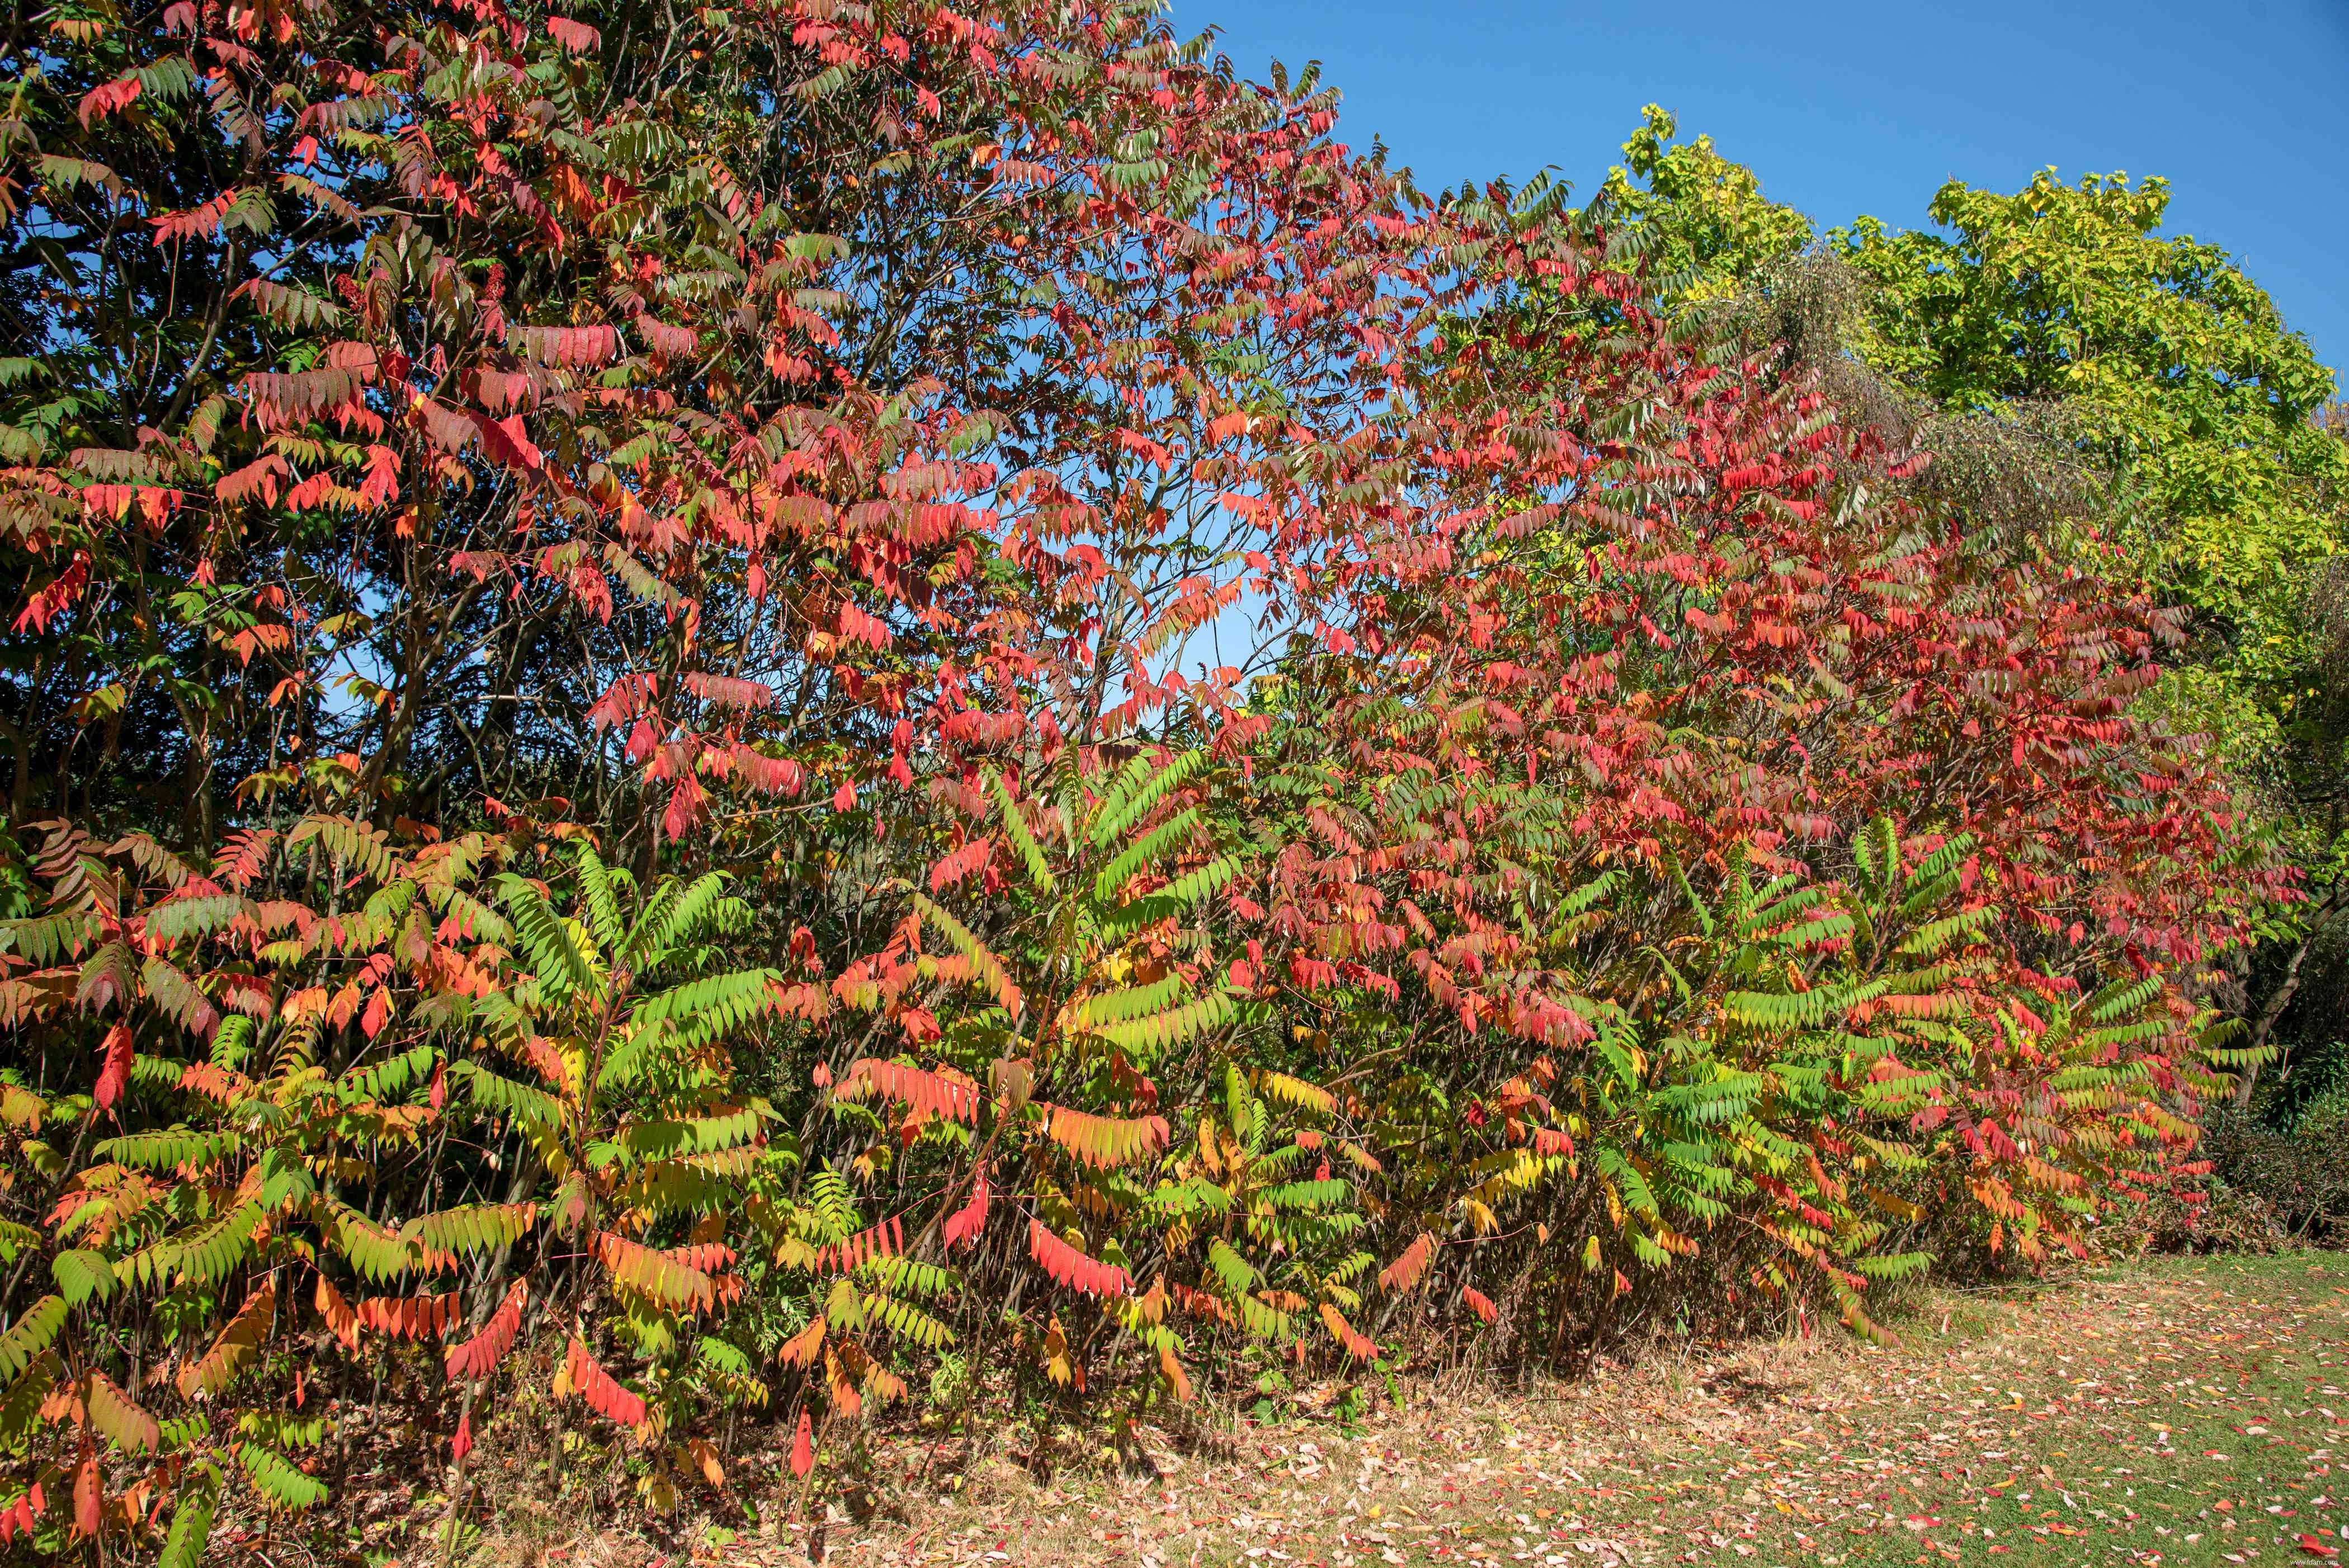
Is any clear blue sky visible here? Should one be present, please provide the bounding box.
[1167,0,2349,385]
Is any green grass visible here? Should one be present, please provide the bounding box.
[1414,1253,2349,1568]
[1828,1253,2346,1567]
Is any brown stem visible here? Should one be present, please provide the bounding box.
[155,236,243,434]
[437,1381,479,1568]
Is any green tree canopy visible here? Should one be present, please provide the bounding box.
[1587,105,1813,305]
[1837,170,2347,702]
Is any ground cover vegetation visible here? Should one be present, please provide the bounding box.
[0,2,2328,1560]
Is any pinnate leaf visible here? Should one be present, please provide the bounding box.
[1027,1219,1128,1297]
[178,1279,274,1400]
[562,1337,647,1427]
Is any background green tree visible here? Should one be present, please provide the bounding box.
[1837,171,2346,705]
[1585,106,1813,306]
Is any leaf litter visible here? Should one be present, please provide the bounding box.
[471,1253,2345,1568]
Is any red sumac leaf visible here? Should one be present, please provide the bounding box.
[682,673,774,710]
[445,1279,527,1380]
[563,1337,646,1427]
[507,323,617,367]
[471,410,543,470]
[813,1214,902,1273]
[546,15,601,51]
[842,1059,980,1125]
[78,76,140,127]
[837,602,892,649]
[729,744,803,795]
[662,776,705,841]
[941,1165,989,1249]
[928,837,992,891]
[635,312,698,357]
[215,453,290,506]
[15,550,89,633]
[1027,1218,1127,1297]
[93,1023,131,1109]
[409,396,479,455]
[789,1408,814,1476]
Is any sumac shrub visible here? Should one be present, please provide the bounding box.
[0,0,2289,1558]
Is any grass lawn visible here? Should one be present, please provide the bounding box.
[1254,1253,2349,1568]
[1675,1251,2349,1567]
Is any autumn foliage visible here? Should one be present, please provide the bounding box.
[0,0,2289,1557]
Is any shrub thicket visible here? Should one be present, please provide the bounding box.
[0,1,2294,1558]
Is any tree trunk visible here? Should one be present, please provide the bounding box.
[2233,882,2345,1108]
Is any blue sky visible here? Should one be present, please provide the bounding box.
[1166,0,2349,382]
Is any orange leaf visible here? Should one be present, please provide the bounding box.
[1378,1231,1435,1293]
[1157,1340,1193,1402]
[596,1231,715,1312]
[1319,1302,1376,1358]
[777,1316,826,1369]
[355,1290,461,1340]
[178,1278,275,1400]
[72,1455,100,1539]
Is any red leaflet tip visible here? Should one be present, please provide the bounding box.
[790,1409,814,1477]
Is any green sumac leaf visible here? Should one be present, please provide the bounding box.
[161,1462,223,1567]
[240,1441,329,1510]
[0,1348,60,1451]
[53,1249,116,1307]
[0,1294,64,1383]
